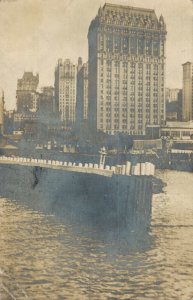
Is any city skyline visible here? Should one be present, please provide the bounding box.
[0,0,192,109]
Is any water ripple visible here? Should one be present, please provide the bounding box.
[0,171,193,299]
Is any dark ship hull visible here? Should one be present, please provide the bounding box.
[0,164,153,232]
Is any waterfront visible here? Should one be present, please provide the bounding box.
[0,170,193,299]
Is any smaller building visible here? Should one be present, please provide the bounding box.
[13,112,39,135]
[165,88,180,103]
[4,110,14,135]
[165,89,182,122]
[147,122,193,140]
[76,61,88,127]
[161,121,193,140]
[14,112,39,124]
[166,111,178,122]
[38,86,55,116]
[132,139,162,150]
[16,72,39,113]
[55,58,77,126]
[146,125,161,139]
[182,62,193,121]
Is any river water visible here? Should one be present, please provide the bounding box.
[0,170,193,300]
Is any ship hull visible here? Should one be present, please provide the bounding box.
[0,164,152,232]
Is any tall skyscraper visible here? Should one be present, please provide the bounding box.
[88,3,167,135]
[55,59,77,126]
[0,90,4,135]
[76,61,88,126]
[16,72,39,112]
[182,62,193,121]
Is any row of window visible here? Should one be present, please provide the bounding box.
[104,61,164,68]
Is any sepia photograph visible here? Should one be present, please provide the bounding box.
[0,0,193,299]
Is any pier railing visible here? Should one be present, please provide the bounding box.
[0,156,155,177]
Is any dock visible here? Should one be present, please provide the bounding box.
[0,156,155,177]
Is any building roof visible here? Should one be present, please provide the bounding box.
[182,61,192,66]
[0,144,18,149]
[22,72,39,80]
[163,121,193,129]
[103,3,155,13]
[94,3,166,30]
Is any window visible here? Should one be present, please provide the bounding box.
[146,40,152,56]
[130,37,137,54]
[114,35,121,52]
[138,38,144,55]
[153,41,159,56]
[123,36,129,53]
[106,35,113,52]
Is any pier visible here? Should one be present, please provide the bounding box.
[0,156,155,177]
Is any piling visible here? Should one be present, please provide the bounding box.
[125,161,131,175]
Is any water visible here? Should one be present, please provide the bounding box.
[0,170,193,299]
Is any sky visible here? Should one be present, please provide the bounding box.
[0,0,192,109]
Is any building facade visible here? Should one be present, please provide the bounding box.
[76,61,89,126]
[4,110,14,135]
[161,121,193,140]
[165,88,180,103]
[182,62,193,121]
[166,89,182,122]
[88,3,167,135]
[16,72,39,113]
[38,86,55,115]
[55,59,77,126]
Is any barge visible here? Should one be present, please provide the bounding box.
[0,156,158,232]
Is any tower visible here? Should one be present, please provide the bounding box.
[182,62,193,121]
[88,4,167,135]
[76,61,88,126]
[55,59,77,126]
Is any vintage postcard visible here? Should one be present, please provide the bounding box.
[0,0,193,299]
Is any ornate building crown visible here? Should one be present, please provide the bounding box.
[95,3,166,31]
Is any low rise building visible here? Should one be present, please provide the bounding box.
[147,122,193,140]
[161,121,193,140]
[166,111,178,122]
[132,139,162,150]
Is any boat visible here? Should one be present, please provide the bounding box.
[0,153,159,232]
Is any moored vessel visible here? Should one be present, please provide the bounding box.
[0,155,157,232]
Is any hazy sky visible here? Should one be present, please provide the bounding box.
[0,0,192,109]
